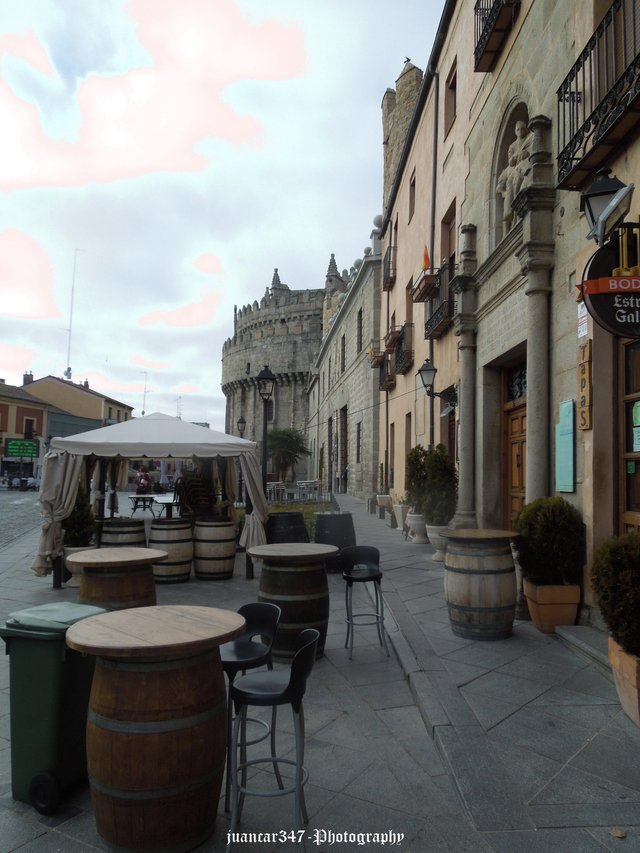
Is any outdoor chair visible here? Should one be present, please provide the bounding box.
[219,603,281,812]
[340,545,389,660]
[226,629,320,846]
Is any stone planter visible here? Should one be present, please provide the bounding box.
[425,524,448,562]
[377,495,392,511]
[523,579,580,634]
[406,511,427,544]
[608,636,640,728]
[393,504,409,531]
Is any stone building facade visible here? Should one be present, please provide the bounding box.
[308,222,382,500]
[221,270,325,482]
[377,0,640,617]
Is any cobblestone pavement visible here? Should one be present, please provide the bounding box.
[0,488,41,549]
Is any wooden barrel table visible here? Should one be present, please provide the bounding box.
[193,520,236,580]
[442,529,517,640]
[249,543,338,659]
[148,519,193,583]
[100,518,146,548]
[313,511,356,573]
[65,606,245,853]
[68,547,167,611]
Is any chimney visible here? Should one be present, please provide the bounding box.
[23,371,33,385]
[83,379,90,389]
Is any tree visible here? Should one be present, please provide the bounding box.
[267,428,311,483]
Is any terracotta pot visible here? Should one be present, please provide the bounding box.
[425,524,448,562]
[406,512,427,544]
[608,636,640,728]
[522,579,580,634]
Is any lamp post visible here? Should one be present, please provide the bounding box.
[580,168,634,245]
[256,365,276,494]
[418,358,458,410]
[236,414,246,504]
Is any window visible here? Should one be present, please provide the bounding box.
[357,308,363,353]
[409,169,416,222]
[356,422,362,463]
[24,418,35,439]
[328,357,332,387]
[444,60,457,135]
[341,335,346,373]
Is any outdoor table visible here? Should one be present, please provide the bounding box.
[153,495,181,518]
[440,529,518,640]
[128,494,155,515]
[66,605,245,853]
[248,542,338,658]
[67,546,167,610]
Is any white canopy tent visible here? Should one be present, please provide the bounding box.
[32,412,268,578]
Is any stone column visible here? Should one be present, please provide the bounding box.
[512,115,555,503]
[451,224,478,528]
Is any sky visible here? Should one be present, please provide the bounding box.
[0,0,444,430]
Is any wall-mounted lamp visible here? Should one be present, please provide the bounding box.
[236,414,246,437]
[580,167,634,245]
[418,358,458,413]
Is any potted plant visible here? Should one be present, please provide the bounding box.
[513,496,584,633]
[422,444,457,561]
[404,445,429,543]
[62,484,96,586]
[591,533,640,727]
[393,495,410,533]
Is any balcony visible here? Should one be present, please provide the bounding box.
[384,324,403,352]
[366,340,385,367]
[382,245,396,290]
[411,269,439,302]
[474,0,521,72]
[424,264,455,340]
[557,0,640,190]
[394,323,414,375]
[379,353,396,391]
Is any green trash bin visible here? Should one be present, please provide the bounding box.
[0,601,105,814]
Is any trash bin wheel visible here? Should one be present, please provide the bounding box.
[29,772,61,815]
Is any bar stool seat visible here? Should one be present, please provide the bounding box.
[219,602,281,813]
[227,629,320,849]
[340,545,389,660]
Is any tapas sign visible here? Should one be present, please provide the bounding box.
[581,226,640,338]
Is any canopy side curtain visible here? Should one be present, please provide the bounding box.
[239,450,268,549]
[32,452,88,576]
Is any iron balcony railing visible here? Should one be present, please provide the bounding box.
[379,353,396,391]
[474,0,521,72]
[382,245,396,290]
[424,263,455,340]
[394,323,414,375]
[557,0,640,189]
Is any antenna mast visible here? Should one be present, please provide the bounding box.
[64,248,79,380]
[142,372,148,416]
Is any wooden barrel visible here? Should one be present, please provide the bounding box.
[79,566,157,610]
[444,534,517,640]
[101,518,146,548]
[314,512,356,573]
[265,512,310,544]
[258,558,329,658]
[87,650,226,853]
[148,519,193,583]
[193,521,236,580]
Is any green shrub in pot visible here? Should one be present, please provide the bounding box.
[514,496,584,585]
[591,532,640,657]
[62,484,96,547]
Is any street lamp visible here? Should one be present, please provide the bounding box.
[580,167,634,245]
[256,365,276,494]
[236,415,246,504]
[418,358,458,415]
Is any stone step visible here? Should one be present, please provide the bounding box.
[555,625,612,683]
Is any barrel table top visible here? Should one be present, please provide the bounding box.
[66,605,246,660]
[441,529,518,540]
[248,542,339,563]
[66,546,168,570]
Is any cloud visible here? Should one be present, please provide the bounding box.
[130,354,172,369]
[0,230,60,318]
[0,343,38,379]
[137,290,223,328]
[194,252,224,276]
[0,0,306,190]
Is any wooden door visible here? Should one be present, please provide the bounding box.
[506,405,526,527]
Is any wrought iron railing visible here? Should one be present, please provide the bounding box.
[394,323,414,375]
[557,0,640,189]
[474,0,521,72]
[424,264,455,340]
[383,245,396,290]
[379,353,396,390]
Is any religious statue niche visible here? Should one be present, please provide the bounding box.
[496,118,534,233]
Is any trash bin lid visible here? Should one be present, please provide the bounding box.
[6,602,106,633]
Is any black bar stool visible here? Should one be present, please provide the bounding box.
[340,545,389,659]
[226,629,320,848]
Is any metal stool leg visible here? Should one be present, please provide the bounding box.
[293,703,308,829]
[374,580,389,656]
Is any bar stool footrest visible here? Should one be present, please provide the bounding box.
[236,756,308,799]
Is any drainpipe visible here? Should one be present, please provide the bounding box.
[428,66,439,449]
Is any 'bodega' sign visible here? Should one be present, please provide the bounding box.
[581,237,640,337]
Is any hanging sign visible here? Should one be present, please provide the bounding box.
[581,227,640,338]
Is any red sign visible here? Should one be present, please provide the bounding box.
[581,242,640,337]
